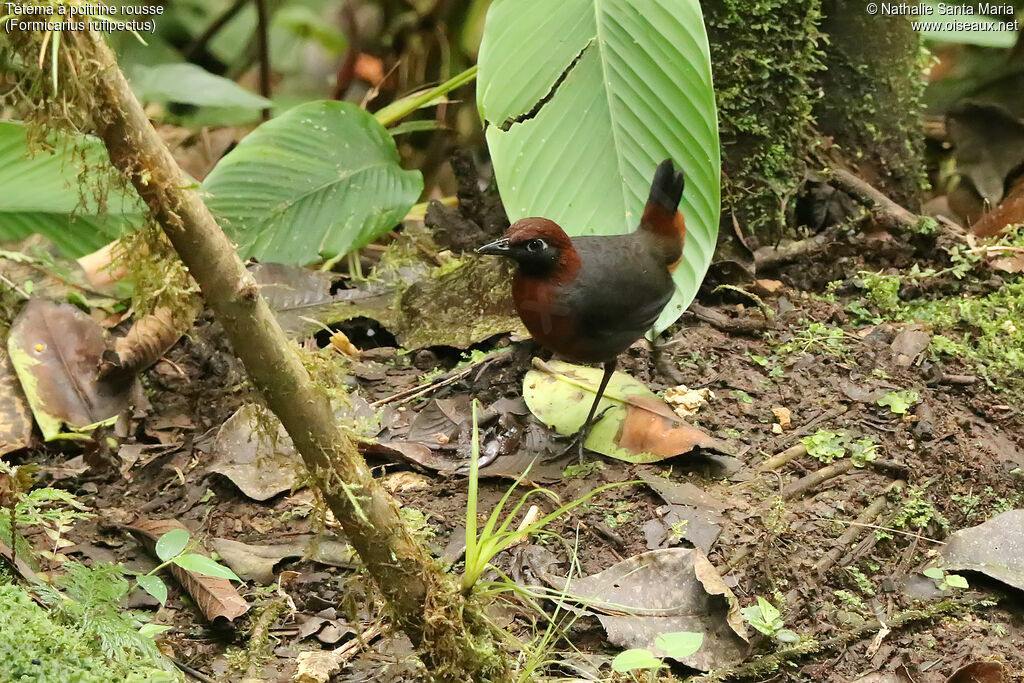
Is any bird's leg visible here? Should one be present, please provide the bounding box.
[561,359,617,463]
[649,336,687,386]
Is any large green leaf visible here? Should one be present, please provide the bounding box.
[478,0,720,334]
[0,122,145,257]
[202,101,424,265]
[129,64,272,109]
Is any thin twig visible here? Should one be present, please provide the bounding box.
[172,658,218,683]
[687,303,770,335]
[370,350,512,407]
[814,482,902,577]
[184,0,250,62]
[371,365,476,407]
[782,459,856,500]
[815,518,946,545]
[760,444,807,471]
[254,0,271,121]
[829,169,920,232]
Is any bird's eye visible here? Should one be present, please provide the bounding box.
[526,239,546,253]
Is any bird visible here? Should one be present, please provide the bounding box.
[477,159,686,459]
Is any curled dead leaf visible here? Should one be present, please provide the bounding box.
[550,548,748,671]
[129,518,249,625]
[524,359,727,463]
[0,347,33,455]
[8,299,134,440]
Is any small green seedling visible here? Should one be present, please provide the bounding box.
[462,400,626,593]
[611,632,704,677]
[802,430,846,463]
[877,390,919,415]
[923,567,969,591]
[741,596,798,643]
[134,528,241,608]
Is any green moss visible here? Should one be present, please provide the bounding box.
[705,0,825,237]
[0,583,179,682]
[856,260,1024,402]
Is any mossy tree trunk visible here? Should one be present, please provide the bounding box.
[704,0,825,244]
[814,0,928,208]
[6,27,509,683]
[704,0,927,247]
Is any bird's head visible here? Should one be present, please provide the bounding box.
[477,218,579,281]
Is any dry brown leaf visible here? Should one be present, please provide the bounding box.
[8,299,134,440]
[947,661,1008,683]
[549,548,749,671]
[100,305,191,381]
[208,404,305,501]
[0,346,33,456]
[129,519,249,625]
[211,535,356,585]
[617,394,724,460]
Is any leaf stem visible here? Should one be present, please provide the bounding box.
[374,65,478,128]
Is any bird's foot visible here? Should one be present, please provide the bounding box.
[553,407,614,463]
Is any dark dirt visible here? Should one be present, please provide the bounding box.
[10,249,1020,682]
[6,187,1024,681]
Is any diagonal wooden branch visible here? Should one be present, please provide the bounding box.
[9,28,507,682]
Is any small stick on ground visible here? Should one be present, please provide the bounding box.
[687,303,770,335]
[782,459,856,500]
[829,169,920,232]
[814,482,903,577]
[754,228,840,269]
[171,658,218,683]
[760,444,807,471]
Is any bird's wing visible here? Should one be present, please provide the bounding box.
[568,236,675,337]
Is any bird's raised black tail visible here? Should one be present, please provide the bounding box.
[647,158,685,214]
[641,159,686,268]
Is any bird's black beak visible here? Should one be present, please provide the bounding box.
[476,238,512,256]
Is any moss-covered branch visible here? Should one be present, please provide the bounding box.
[6,26,508,682]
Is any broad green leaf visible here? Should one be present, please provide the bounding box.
[523,359,724,463]
[611,648,662,673]
[922,566,945,580]
[944,574,969,589]
[172,553,241,581]
[478,0,720,334]
[918,2,1019,48]
[273,5,348,55]
[0,122,145,257]
[136,575,168,606]
[202,101,423,265]
[654,631,703,660]
[155,528,190,562]
[741,596,784,636]
[129,63,272,109]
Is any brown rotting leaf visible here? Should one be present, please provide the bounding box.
[129,518,249,625]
